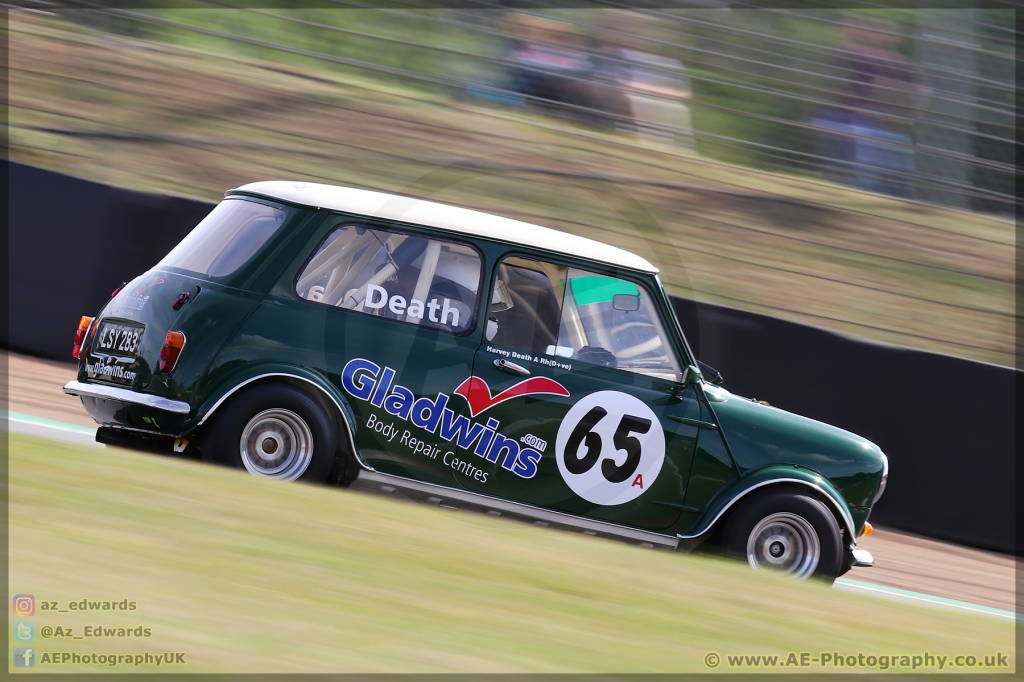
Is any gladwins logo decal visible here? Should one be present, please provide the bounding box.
[113,277,165,311]
[342,358,569,480]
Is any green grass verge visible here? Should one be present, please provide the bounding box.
[9,433,1015,673]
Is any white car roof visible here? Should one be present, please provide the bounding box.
[230,181,658,274]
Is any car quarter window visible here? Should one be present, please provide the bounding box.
[294,223,482,335]
[489,257,682,381]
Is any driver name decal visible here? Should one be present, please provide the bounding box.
[342,358,552,479]
[363,284,459,325]
[555,390,665,505]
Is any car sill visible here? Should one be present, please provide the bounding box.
[63,380,191,414]
[351,470,680,550]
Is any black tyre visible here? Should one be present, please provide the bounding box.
[721,488,843,582]
[200,384,338,483]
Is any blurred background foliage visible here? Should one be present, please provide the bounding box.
[68,1,1014,207]
[11,1,1016,365]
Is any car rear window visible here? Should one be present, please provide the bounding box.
[157,198,288,278]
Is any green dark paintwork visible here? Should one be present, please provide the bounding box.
[76,193,887,544]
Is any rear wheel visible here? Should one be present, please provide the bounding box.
[201,384,337,483]
[721,488,843,582]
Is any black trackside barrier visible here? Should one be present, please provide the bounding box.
[7,162,1017,554]
[674,299,1016,556]
[7,163,214,361]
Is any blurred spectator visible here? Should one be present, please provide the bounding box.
[497,12,694,147]
[501,14,627,128]
[592,13,696,150]
[612,50,695,149]
[815,16,921,198]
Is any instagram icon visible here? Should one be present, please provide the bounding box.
[13,595,34,616]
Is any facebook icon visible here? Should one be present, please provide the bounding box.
[14,647,35,668]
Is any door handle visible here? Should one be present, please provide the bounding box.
[493,358,530,376]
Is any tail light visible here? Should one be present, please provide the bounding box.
[72,316,94,358]
[158,331,186,373]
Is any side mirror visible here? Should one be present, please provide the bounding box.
[681,364,702,387]
[612,293,640,312]
[698,360,724,385]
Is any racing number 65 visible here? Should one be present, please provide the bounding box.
[556,390,666,505]
[563,406,653,483]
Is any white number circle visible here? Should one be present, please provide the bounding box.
[555,390,665,505]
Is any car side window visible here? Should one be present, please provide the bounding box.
[488,258,565,353]
[488,257,681,381]
[295,223,482,335]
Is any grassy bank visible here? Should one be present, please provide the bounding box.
[10,12,1014,366]
[9,433,1014,673]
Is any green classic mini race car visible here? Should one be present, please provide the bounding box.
[65,181,887,582]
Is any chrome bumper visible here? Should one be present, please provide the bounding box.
[63,381,191,414]
[850,548,874,568]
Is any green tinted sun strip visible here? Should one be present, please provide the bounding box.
[569,276,639,306]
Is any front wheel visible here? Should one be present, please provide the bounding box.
[721,489,843,582]
[200,384,337,483]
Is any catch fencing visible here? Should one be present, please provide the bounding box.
[45,0,1017,212]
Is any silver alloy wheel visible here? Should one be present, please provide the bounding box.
[746,512,821,579]
[239,408,313,481]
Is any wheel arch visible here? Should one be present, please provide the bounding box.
[191,369,365,470]
[679,467,855,547]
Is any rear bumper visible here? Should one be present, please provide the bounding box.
[63,381,191,414]
[64,380,192,435]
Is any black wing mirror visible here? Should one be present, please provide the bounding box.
[698,361,724,385]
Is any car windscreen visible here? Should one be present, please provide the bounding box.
[157,198,288,278]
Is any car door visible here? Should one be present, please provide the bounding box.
[289,219,482,486]
[452,255,703,532]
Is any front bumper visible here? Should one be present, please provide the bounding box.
[850,548,874,568]
[63,380,190,414]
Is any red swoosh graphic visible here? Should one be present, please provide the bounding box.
[134,278,165,296]
[454,376,570,418]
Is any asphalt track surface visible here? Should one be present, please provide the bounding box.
[5,351,1017,618]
